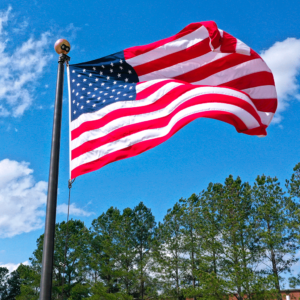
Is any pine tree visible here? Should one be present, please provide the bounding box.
[132,202,156,300]
[2,270,21,300]
[179,194,204,300]
[16,264,40,300]
[89,207,122,294]
[219,176,255,300]
[28,220,90,300]
[153,202,185,300]
[197,182,230,300]
[116,208,137,296]
[253,175,299,300]
[0,267,9,299]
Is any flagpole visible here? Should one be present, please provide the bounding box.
[39,39,70,300]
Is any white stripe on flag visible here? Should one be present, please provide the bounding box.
[138,52,231,82]
[192,59,271,86]
[126,25,209,67]
[71,102,260,170]
[236,39,251,56]
[71,86,258,150]
[71,81,184,131]
[242,86,277,99]
[258,111,274,126]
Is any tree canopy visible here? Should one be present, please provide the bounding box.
[2,163,300,300]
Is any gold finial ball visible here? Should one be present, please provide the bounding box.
[54,39,71,55]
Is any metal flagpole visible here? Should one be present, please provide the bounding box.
[39,39,71,300]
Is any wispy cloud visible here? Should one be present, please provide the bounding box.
[57,203,94,217]
[0,5,11,34]
[0,261,29,273]
[0,6,53,117]
[0,159,47,238]
[261,38,300,124]
[12,20,29,34]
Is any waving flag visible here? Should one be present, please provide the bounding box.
[68,21,277,179]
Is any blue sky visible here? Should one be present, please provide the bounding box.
[0,0,300,286]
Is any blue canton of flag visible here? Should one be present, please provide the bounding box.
[69,51,139,121]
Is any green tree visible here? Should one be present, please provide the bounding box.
[116,208,137,296]
[89,207,123,296]
[2,269,21,300]
[29,220,90,300]
[180,194,205,300]
[0,267,9,299]
[286,162,300,199]
[84,282,133,300]
[16,264,40,300]
[132,202,157,300]
[196,183,230,300]
[153,203,185,300]
[219,176,257,300]
[253,175,299,300]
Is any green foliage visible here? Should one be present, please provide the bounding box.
[84,282,133,300]
[131,202,156,300]
[253,175,299,299]
[152,203,185,299]
[0,267,9,299]
[5,162,300,300]
[2,270,21,300]
[16,264,39,300]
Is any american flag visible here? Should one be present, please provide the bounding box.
[68,21,277,179]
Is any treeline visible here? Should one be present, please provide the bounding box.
[1,164,300,300]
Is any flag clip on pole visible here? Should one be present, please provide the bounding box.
[39,39,71,300]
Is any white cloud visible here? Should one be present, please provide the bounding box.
[0,5,11,35]
[261,38,300,123]
[0,159,47,238]
[57,203,93,217]
[0,6,53,117]
[0,261,29,273]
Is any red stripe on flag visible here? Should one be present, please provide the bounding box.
[136,80,185,100]
[71,109,266,179]
[220,31,237,53]
[173,51,260,83]
[124,23,203,60]
[124,21,221,61]
[251,98,277,113]
[219,71,275,90]
[132,38,211,77]
[71,93,262,160]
